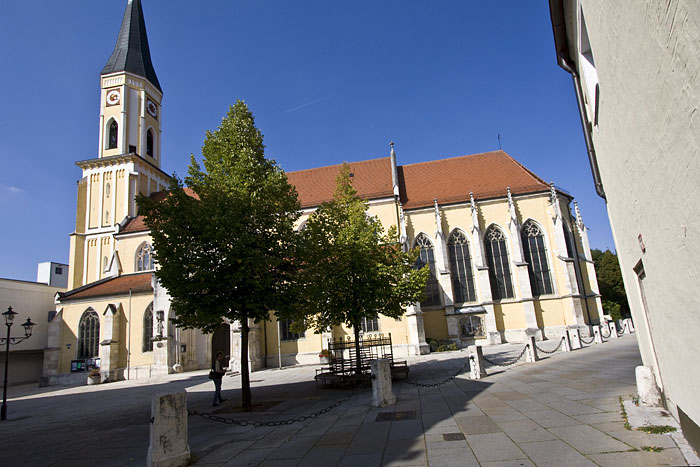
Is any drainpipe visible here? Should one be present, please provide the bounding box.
[127,288,132,380]
[558,57,606,200]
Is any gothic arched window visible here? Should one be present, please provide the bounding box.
[136,243,154,271]
[447,230,476,303]
[484,226,514,299]
[108,120,118,149]
[143,304,153,352]
[522,220,553,296]
[146,129,154,157]
[78,309,100,359]
[415,234,441,307]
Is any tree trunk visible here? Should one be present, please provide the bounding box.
[240,316,252,409]
[353,323,362,375]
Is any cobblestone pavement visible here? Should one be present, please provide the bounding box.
[1,335,696,466]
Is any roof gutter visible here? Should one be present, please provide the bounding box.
[549,0,606,200]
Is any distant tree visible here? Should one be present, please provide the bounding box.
[591,249,629,320]
[138,101,300,409]
[294,164,429,371]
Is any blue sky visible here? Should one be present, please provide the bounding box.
[0,1,615,282]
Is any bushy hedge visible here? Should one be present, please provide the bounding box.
[426,338,458,352]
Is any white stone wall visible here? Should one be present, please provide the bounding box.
[566,0,700,429]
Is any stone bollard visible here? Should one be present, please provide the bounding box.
[147,392,190,467]
[561,333,572,352]
[617,319,626,335]
[567,328,582,350]
[467,345,487,379]
[593,325,603,344]
[525,336,539,363]
[608,321,619,339]
[636,366,662,406]
[370,359,396,407]
[624,318,635,333]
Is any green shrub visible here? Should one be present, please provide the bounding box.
[427,338,457,352]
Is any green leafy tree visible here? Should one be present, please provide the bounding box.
[294,164,429,371]
[138,101,300,408]
[591,249,629,320]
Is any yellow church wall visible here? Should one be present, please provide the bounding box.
[423,309,449,341]
[67,235,84,290]
[115,169,125,223]
[367,200,399,234]
[57,294,155,374]
[102,172,113,227]
[88,173,100,229]
[86,238,99,284]
[99,237,111,280]
[376,315,409,346]
[139,173,148,196]
[404,209,436,245]
[497,302,528,330]
[116,234,153,275]
[533,299,567,328]
[441,204,471,239]
[76,178,87,232]
[150,179,157,195]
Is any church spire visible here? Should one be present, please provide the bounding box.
[101,0,161,92]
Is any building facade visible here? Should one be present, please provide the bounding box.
[43,0,603,386]
[549,0,700,451]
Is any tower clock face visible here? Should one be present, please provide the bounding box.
[147,99,158,119]
[106,89,121,106]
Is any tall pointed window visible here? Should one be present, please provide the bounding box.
[108,120,118,149]
[136,243,155,271]
[485,226,514,299]
[522,220,553,296]
[143,304,154,352]
[146,129,154,157]
[415,234,441,307]
[447,230,476,303]
[78,309,100,359]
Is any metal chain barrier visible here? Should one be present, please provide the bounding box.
[188,392,357,427]
[534,337,565,355]
[580,335,595,345]
[482,344,529,368]
[404,359,470,388]
[601,326,612,338]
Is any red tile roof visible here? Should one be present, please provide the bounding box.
[399,151,549,209]
[286,157,394,209]
[120,216,148,233]
[59,273,153,301]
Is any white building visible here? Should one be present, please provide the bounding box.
[37,262,69,289]
[549,0,700,452]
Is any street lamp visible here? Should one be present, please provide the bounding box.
[1,306,35,421]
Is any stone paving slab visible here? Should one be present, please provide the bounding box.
[4,335,699,467]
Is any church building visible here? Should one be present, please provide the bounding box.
[41,0,603,385]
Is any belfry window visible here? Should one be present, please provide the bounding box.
[108,120,118,149]
[485,226,514,299]
[143,304,154,352]
[146,129,154,157]
[136,243,155,271]
[415,234,441,307]
[522,220,553,296]
[78,309,100,359]
[447,230,476,303]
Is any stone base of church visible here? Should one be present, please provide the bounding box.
[503,327,544,343]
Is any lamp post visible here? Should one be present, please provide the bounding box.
[1,306,35,421]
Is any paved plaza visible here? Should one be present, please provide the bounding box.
[1,335,697,466]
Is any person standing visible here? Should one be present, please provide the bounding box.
[212,351,227,406]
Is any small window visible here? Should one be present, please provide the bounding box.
[55,266,63,275]
[129,145,137,154]
[105,183,111,198]
[280,319,304,341]
[361,316,379,333]
[103,256,109,271]
[136,243,155,271]
[143,304,153,352]
[146,129,154,157]
[108,121,118,149]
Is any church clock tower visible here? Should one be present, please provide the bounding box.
[67,0,171,290]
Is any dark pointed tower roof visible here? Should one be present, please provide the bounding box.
[101,0,161,93]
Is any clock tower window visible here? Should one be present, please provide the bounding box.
[108,120,118,150]
[146,129,154,157]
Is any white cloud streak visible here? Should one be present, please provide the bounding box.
[286,96,331,113]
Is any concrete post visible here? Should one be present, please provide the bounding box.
[147,392,190,467]
[592,325,603,344]
[608,321,619,339]
[636,366,662,407]
[370,359,396,407]
[525,336,539,362]
[561,333,572,352]
[616,319,626,335]
[467,345,487,379]
[567,328,582,350]
[624,317,635,332]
